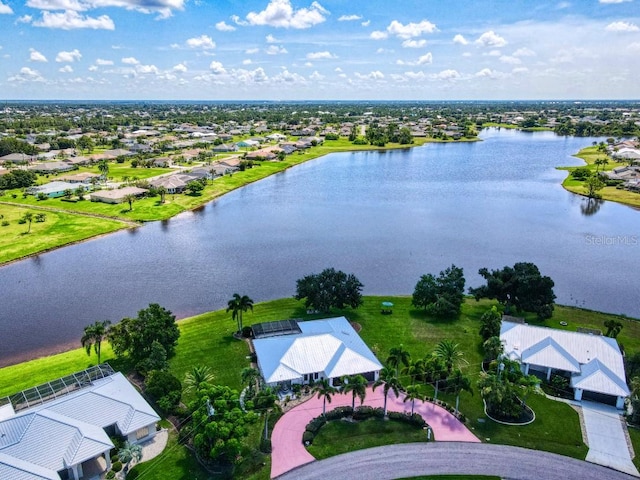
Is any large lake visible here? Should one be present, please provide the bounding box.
[1,129,639,366]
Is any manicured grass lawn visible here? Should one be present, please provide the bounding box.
[0,202,128,265]
[628,426,640,470]
[1,296,636,473]
[559,146,640,209]
[307,418,428,459]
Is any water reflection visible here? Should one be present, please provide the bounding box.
[581,197,604,216]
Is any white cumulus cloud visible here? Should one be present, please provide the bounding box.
[402,39,426,48]
[122,57,139,65]
[605,21,639,32]
[433,69,460,81]
[95,58,114,65]
[370,31,388,40]
[29,48,48,62]
[216,21,236,32]
[8,66,45,82]
[417,52,433,65]
[186,35,216,49]
[386,19,437,39]
[32,11,114,30]
[59,65,73,73]
[137,64,159,75]
[338,14,361,21]
[0,1,13,14]
[306,50,335,59]
[245,48,259,54]
[475,30,507,47]
[173,63,187,72]
[513,47,536,57]
[245,0,329,29]
[209,61,226,74]
[499,55,521,65]
[453,34,468,45]
[265,45,287,55]
[265,34,280,43]
[56,49,82,62]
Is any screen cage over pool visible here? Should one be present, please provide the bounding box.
[252,319,302,339]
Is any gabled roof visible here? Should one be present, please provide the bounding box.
[571,358,630,397]
[501,321,628,398]
[521,337,581,373]
[0,452,59,480]
[254,317,383,384]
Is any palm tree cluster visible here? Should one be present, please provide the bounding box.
[227,293,254,335]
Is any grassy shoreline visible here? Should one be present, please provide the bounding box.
[558,145,640,209]
[1,136,471,265]
[2,296,636,478]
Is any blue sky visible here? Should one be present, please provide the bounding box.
[0,0,639,100]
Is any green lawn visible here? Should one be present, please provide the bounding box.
[0,202,128,265]
[307,418,428,459]
[1,297,636,474]
[559,146,640,209]
[628,426,640,470]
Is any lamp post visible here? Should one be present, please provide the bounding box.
[423,426,432,441]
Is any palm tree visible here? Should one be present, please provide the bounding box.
[184,365,215,393]
[403,384,424,415]
[81,320,111,364]
[241,366,261,394]
[435,340,467,374]
[341,374,367,410]
[157,185,167,204]
[372,367,403,417]
[387,345,411,376]
[423,354,446,400]
[401,358,425,385]
[311,378,337,416]
[118,441,143,474]
[446,369,473,414]
[604,319,623,338]
[123,193,136,211]
[22,212,34,233]
[97,159,109,179]
[226,293,254,334]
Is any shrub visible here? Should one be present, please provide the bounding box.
[106,471,115,479]
[37,192,47,201]
[17,218,26,224]
[242,326,253,338]
[111,461,122,472]
[302,430,315,445]
[1,221,8,227]
[325,406,353,420]
[324,133,339,140]
[145,370,182,414]
[305,416,327,434]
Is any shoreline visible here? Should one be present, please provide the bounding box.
[0,137,470,266]
[0,297,637,372]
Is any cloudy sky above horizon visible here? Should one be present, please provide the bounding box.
[1,0,639,100]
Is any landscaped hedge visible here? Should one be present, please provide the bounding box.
[303,405,429,446]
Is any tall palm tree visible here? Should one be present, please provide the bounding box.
[118,442,143,474]
[311,378,337,416]
[97,159,109,179]
[423,354,446,401]
[157,185,167,204]
[372,367,403,417]
[81,320,111,364]
[22,212,34,233]
[123,193,136,212]
[401,358,425,385]
[435,340,468,374]
[226,293,254,334]
[446,368,473,414]
[403,384,424,415]
[341,374,367,410]
[184,365,215,393]
[387,345,411,376]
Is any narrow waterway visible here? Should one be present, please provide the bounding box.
[0,129,638,366]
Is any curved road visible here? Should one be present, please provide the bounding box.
[277,443,637,480]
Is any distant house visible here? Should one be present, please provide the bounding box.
[212,143,238,153]
[0,153,36,164]
[90,186,147,204]
[28,162,76,174]
[0,365,160,480]
[57,172,101,184]
[149,175,189,194]
[236,139,260,149]
[253,317,383,389]
[28,181,85,198]
[501,321,630,408]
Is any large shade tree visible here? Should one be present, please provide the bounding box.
[295,268,363,313]
[469,262,556,320]
[226,293,254,334]
[81,320,111,364]
[412,264,466,318]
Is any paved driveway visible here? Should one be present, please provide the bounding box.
[581,401,640,476]
[270,386,479,478]
[277,443,638,480]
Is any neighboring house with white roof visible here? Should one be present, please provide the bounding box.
[501,321,630,409]
[0,365,160,480]
[252,317,383,389]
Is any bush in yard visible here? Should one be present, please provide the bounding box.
[145,370,182,414]
[306,416,327,434]
[260,436,272,453]
[302,430,315,445]
[106,471,115,479]
[325,406,353,420]
[111,461,122,472]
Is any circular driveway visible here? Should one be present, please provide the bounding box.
[276,443,638,480]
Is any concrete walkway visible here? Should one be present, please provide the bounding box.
[270,386,479,478]
[581,401,640,477]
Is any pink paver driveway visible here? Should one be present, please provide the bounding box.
[270,386,479,478]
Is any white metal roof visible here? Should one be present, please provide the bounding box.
[0,371,159,479]
[501,321,628,398]
[254,317,383,384]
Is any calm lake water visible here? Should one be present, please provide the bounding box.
[1,128,639,366]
